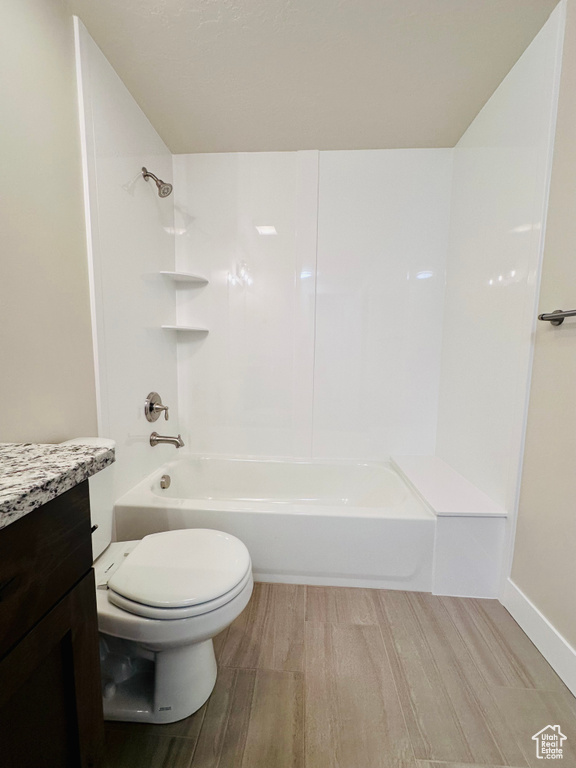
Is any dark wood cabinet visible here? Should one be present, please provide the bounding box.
[0,482,104,768]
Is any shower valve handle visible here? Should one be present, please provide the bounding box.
[144,392,170,422]
[153,403,169,421]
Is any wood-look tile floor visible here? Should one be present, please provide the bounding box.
[104,584,576,768]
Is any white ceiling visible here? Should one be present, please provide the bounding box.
[68,0,559,154]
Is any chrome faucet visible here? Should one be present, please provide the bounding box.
[150,432,184,448]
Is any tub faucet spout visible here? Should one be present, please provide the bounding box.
[150,432,185,448]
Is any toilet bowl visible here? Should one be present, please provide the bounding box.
[94,528,253,724]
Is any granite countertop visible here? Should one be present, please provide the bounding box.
[0,442,115,531]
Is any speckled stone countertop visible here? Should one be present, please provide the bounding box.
[0,443,115,530]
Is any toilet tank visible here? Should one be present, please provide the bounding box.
[60,437,115,560]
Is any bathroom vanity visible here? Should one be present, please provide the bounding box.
[0,443,115,768]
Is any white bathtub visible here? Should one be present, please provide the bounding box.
[114,457,436,591]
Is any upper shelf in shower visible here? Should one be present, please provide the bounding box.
[160,271,209,284]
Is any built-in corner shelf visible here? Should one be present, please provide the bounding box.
[160,271,208,284]
[160,271,209,334]
[162,325,209,334]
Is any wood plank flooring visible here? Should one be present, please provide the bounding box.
[104,584,576,768]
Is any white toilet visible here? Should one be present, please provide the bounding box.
[61,438,253,724]
[95,528,253,723]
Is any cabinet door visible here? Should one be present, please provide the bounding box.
[0,571,104,768]
[0,482,92,660]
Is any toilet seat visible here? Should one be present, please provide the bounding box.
[105,529,251,619]
[108,565,252,619]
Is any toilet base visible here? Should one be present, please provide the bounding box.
[101,635,218,724]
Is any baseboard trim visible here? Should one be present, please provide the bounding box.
[502,578,576,696]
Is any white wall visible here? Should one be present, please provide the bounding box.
[0,0,97,443]
[173,149,452,459]
[436,4,564,511]
[75,20,179,501]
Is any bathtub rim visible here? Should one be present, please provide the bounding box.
[114,454,436,521]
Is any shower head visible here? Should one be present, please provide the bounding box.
[157,182,173,198]
[142,167,173,198]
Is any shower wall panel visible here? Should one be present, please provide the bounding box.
[436,6,564,512]
[313,150,452,459]
[173,151,317,457]
[75,20,179,499]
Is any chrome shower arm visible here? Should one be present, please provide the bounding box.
[142,167,173,197]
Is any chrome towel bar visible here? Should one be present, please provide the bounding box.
[538,309,576,326]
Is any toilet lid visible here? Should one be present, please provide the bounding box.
[107,529,251,608]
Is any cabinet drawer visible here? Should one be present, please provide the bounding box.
[0,481,92,658]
